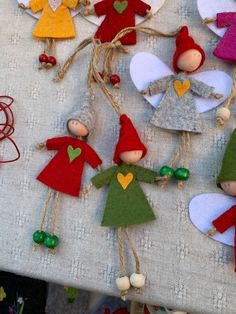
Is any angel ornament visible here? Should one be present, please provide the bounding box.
[91,114,157,299]
[18,0,89,69]
[33,92,102,253]
[130,26,232,188]
[189,129,236,272]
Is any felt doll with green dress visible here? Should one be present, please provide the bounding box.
[92,114,157,299]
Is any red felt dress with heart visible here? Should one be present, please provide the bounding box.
[37,136,102,197]
[94,0,151,44]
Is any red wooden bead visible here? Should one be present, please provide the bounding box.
[47,56,57,66]
[110,74,121,87]
[39,54,48,63]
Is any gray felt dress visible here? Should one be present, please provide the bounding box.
[148,72,214,133]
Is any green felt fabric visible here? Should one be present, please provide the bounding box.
[217,128,236,187]
[91,164,157,227]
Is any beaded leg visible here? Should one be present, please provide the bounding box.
[159,132,183,188]
[124,228,145,294]
[47,191,60,254]
[177,131,191,189]
[39,38,57,70]
[116,227,130,300]
[32,189,52,251]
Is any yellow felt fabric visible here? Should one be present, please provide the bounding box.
[29,0,79,39]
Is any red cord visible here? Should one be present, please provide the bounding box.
[0,96,20,163]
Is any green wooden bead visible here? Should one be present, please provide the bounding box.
[33,230,46,244]
[44,235,59,249]
[159,166,174,177]
[174,168,190,181]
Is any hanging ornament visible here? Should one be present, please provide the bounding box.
[33,91,102,253]
[130,26,232,188]
[0,96,20,164]
[91,114,158,299]
[198,0,236,126]
[17,0,89,70]
[189,128,236,272]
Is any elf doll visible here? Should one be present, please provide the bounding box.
[142,26,222,188]
[91,114,157,299]
[19,0,89,69]
[83,0,151,45]
[33,92,102,252]
[207,128,236,272]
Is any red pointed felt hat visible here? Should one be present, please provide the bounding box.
[113,114,147,165]
[173,26,205,72]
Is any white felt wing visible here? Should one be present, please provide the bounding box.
[198,0,236,37]
[17,0,81,19]
[82,0,166,26]
[130,52,233,113]
[189,193,235,247]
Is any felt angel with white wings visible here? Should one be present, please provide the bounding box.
[130,26,232,188]
[189,129,236,273]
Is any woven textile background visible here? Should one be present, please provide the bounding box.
[0,1,236,313]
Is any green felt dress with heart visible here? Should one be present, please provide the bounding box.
[92,164,157,227]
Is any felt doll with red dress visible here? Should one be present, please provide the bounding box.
[33,91,102,252]
[92,114,157,299]
[83,0,151,45]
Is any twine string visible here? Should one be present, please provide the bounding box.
[39,189,52,231]
[51,191,60,235]
[124,228,141,274]
[118,227,126,277]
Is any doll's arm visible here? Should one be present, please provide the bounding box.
[133,165,157,184]
[91,166,117,188]
[84,0,109,17]
[189,77,219,98]
[207,205,236,236]
[37,137,72,151]
[25,0,47,13]
[134,0,151,16]
[141,75,173,96]
[83,143,102,169]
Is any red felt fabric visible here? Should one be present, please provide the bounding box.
[212,205,236,272]
[37,136,102,197]
[94,0,150,45]
[172,26,205,73]
[113,114,147,165]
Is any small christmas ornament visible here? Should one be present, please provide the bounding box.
[82,0,152,45]
[198,0,236,63]
[18,0,89,69]
[130,26,232,188]
[189,129,236,272]
[91,114,157,299]
[0,96,20,164]
[33,91,102,252]
[198,0,236,126]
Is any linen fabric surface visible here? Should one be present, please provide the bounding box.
[0,0,236,313]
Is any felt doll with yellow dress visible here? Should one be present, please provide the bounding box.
[18,0,89,69]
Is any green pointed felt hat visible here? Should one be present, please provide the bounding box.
[217,128,236,187]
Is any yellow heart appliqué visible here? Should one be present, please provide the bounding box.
[117,172,133,190]
[173,80,190,97]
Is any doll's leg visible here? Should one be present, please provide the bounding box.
[159,132,184,188]
[39,38,57,70]
[116,227,130,300]
[177,131,191,189]
[124,228,145,294]
[32,189,52,251]
[46,191,60,254]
